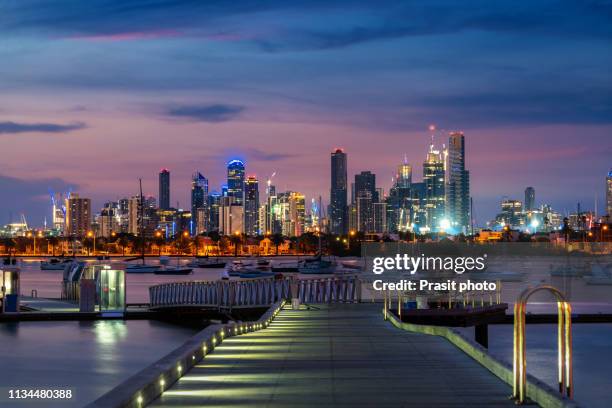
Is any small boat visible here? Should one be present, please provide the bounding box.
[41,258,73,270]
[189,257,226,268]
[341,260,363,270]
[154,266,193,275]
[299,255,336,274]
[126,264,161,273]
[221,269,230,280]
[239,271,275,279]
[271,263,299,273]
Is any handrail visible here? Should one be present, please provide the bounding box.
[513,285,573,404]
[149,276,361,309]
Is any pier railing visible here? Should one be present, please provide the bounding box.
[149,276,361,309]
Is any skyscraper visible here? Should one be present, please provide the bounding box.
[159,169,170,210]
[386,158,412,233]
[524,187,535,212]
[227,159,245,205]
[354,171,377,233]
[446,132,470,233]
[191,172,208,234]
[207,192,222,232]
[423,143,446,232]
[607,170,612,216]
[65,194,91,237]
[330,149,347,234]
[244,175,259,235]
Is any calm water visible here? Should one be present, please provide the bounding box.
[460,324,612,408]
[0,320,197,407]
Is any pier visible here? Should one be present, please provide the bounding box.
[148,303,516,407]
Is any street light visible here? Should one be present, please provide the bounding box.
[87,230,96,255]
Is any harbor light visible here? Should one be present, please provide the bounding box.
[177,365,182,373]
[531,219,540,229]
[137,395,143,405]
[159,378,165,387]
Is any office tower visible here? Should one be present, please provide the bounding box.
[289,192,306,236]
[117,198,130,232]
[227,159,245,205]
[373,202,387,234]
[423,143,446,231]
[65,194,92,237]
[191,172,208,234]
[159,169,170,210]
[607,170,612,216]
[355,171,378,202]
[207,192,221,232]
[386,158,412,233]
[498,199,523,228]
[330,148,348,234]
[219,196,244,235]
[525,187,535,212]
[410,182,427,230]
[275,191,306,237]
[446,132,470,233]
[244,176,260,235]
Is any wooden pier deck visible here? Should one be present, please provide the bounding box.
[149,303,520,407]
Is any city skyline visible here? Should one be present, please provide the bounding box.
[1,1,611,225]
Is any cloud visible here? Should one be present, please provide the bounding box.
[165,104,245,123]
[0,174,78,225]
[0,121,86,134]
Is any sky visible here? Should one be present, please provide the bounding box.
[0,0,611,227]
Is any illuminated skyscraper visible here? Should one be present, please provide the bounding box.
[207,192,221,232]
[607,170,612,216]
[354,171,377,233]
[227,159,245,205]
[330,149,348,234]
[65,194,91,237]
[191,172,208,234]
[244,176,260,235]
[446,132,470,233]
[524,187,535,212]
[386,158,412,233]
[159,169,170,210]
[423,143,446,232]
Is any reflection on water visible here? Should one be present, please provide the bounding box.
[0,320,196,407]
[460,324,612,408]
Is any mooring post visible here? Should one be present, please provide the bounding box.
[475,323,488,348]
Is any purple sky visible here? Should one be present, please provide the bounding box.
[0,1,611,226]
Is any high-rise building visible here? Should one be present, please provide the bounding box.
[355,171,377,203]
[65,194,92,237]
[244,176,259,235]
[159,169,170,210]
[423,143,446,232]
[227,159,245,205]
[330,148,348,234]
[354,171,377,233]
[207,192,222,232]
[275,191,306,237]
[525,187,535,212]
[219,196,244,235]
[607,170,612,216]
[446,132,470,233]
[191,172,208,234]
[386,158,412,233]
[373,202,387,234]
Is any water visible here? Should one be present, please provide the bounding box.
[0,320,197,407]
[460,324,612,408]
[17,257,227,303]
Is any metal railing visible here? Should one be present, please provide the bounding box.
[149,276,361,309]
[513,285,573,404]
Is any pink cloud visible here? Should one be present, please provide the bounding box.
[69,29,182,42]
